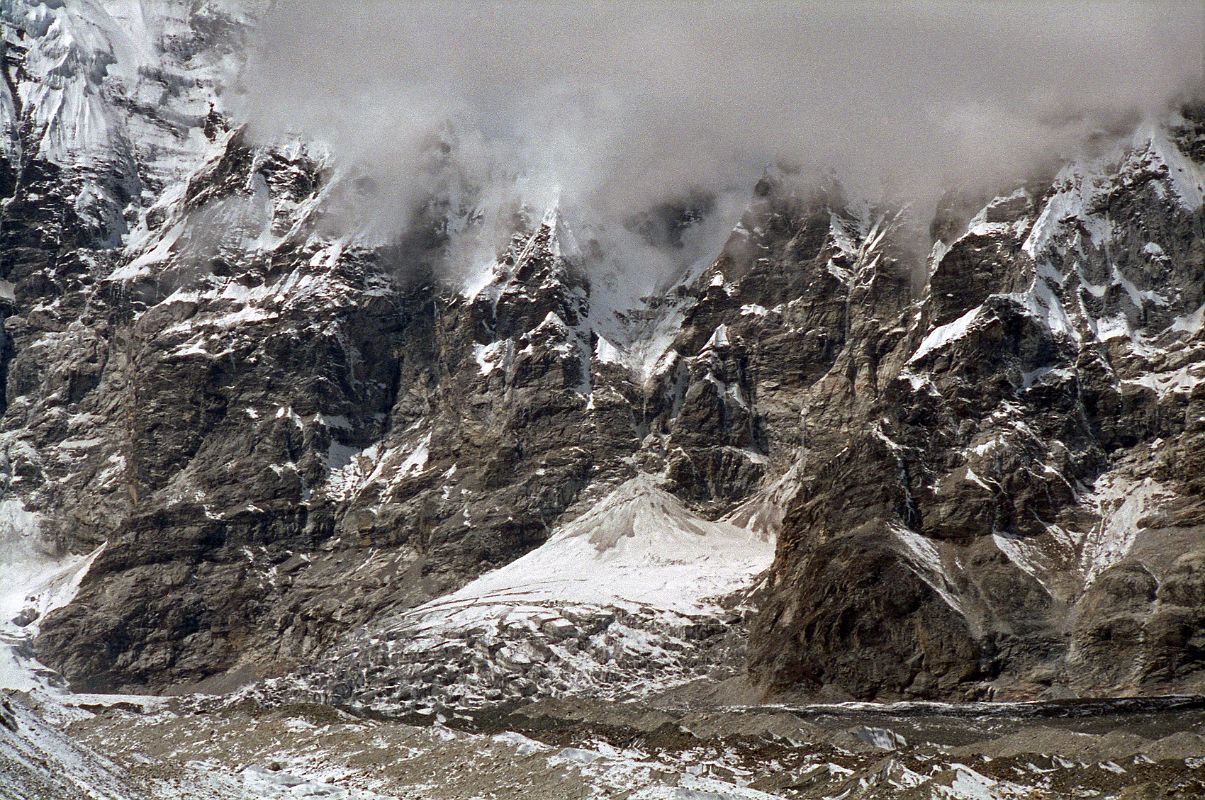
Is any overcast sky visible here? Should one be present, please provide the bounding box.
[237,1,1203,251]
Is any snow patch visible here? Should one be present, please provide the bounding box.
[704,324,730,350]
[406,474,771,621]
[0,500,104,691]
[1142,124,1204,210]
[594,334,624,365]
[1080,476,1170,585]
[1124,364,1204,397]
[1171,303,1205,335]
[893,526,962,614]
[474,340,512,376]
[910,306,983,363]
[398,433,432,477]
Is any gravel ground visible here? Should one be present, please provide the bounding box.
[5,689,1203,799]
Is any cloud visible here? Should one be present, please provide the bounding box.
[233,0,1204,273]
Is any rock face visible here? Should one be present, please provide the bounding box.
[1,1,1202,704]
[750,114,1205,701]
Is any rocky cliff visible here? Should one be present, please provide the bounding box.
[750,116,1205,701]
[1,0,1202,708]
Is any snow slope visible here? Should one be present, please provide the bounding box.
[1,0,260,241]
[0,501,103,693]
[308,475,775,714]
[406,473,773,624]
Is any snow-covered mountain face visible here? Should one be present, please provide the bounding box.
[0,0,1202,724]
[750,116,1205,702]
[1,0,258,249]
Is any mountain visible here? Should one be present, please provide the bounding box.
[1,3,1204,795]
[750,120,1205,701]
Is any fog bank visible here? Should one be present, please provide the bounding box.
[236,1,1203,269]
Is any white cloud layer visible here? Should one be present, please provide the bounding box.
[234,1,1204,263]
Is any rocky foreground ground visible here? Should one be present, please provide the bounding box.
[3,686,1205,799]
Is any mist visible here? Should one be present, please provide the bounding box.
[235,1,1203,281]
